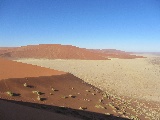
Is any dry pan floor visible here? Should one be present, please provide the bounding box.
[15,56,160,102]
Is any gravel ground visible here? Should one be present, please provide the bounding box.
[15,56,160,102]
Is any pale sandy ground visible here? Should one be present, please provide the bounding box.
[15,55,160,102]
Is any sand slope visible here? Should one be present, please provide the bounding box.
[0,58,65,80]
[1,58,160,119]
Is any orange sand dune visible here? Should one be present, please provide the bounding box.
[0,44,109,60]
[0,44,144,60]
[0,58,65,80]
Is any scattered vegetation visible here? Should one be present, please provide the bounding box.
[79,107,87,110]
[32,91,42,95]
[23,83,34,88]
[23,83,28,87]
[99,99,103,103]
[6,91,14,96]
[69,95,76,98]
[37,96,42,101]
[51,88,58,91]
[105,113,110,115]
[95,104,106,109]
[86,90,90,92]
[32,91,45,101]
[6,91,20,97]
[61,96,68,99]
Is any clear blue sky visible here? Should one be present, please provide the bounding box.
[0,0,160,52]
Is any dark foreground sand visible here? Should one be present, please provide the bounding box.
[0,100,81,120]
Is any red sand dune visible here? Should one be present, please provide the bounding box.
[0,58,65,80]
[0,44,108,60]
[0,47,17,55]
[0,44,144,60]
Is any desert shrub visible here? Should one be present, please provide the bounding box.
[32,91,41,95]
[6,91,14,96]
[23,83,28,87]
[51,88,58,91]
[79,107,87,110]
[69,95,76,98]
[86,90,90,92]
[99,99,103,103]
[61,96,68,99]
[95,104,106,109]
[37,96,42,101]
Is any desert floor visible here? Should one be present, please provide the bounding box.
[15,54,160,102]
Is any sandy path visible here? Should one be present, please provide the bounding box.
[15,56,160,102]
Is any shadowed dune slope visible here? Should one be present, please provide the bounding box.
[0,58,66,80]
[0,74,129,120]
[0,99,82,120]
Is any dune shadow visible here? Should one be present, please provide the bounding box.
[12,93,21,97]
[26,85,34,88]
[0,98,129,120]
[40,98,47,101]
[70,95,76,98]
[54,89,59,92]
[38,92,45,95]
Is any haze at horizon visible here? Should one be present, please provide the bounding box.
[0,0,160,52]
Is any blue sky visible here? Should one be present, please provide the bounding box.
[0,0,160,52]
